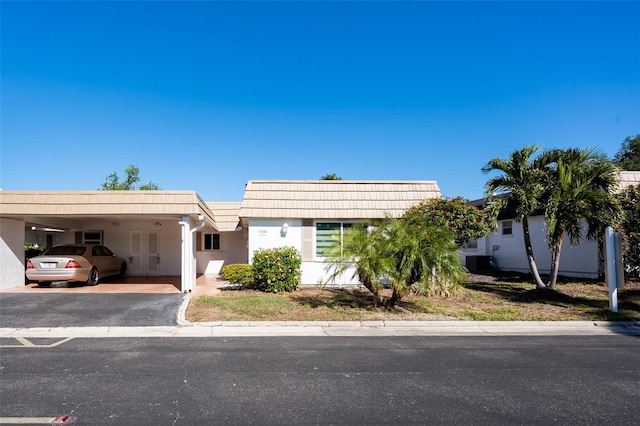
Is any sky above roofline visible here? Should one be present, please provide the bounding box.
[1,1,638,202]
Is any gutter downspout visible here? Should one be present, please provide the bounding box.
[179,215,206,293]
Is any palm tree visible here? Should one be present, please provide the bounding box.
[324,219,466,307]
[323,223,386,306]
[482,145,551,290]
[543,148,620,289]
[383,219,465,304]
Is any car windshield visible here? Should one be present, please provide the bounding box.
[44,246,86,256]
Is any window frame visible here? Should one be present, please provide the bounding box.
[461,239,478,250]
[314,221,357,259]
[202,233,221,251]
[83,230,103,245]
[502,220,513,237]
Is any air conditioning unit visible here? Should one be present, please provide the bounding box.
[466,255,492,272]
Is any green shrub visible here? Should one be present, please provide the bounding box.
[25,243,45,263]
[251,246,302,293]
[220,264,254,286]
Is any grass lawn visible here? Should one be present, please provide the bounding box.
[186,274,640,322]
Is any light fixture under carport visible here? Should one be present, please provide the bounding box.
[30,226,64,232]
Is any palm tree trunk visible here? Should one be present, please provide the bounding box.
[522,217,547,289]
[388,288,402,308]
[361,276,381,307]
[548,235,564,290]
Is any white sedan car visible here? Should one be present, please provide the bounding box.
[26,244,128,287]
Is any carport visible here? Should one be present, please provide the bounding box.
[0,190,217,292]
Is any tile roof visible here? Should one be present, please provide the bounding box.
[617,171,640,192]
[206,202,242,231]
[240,180,442,219]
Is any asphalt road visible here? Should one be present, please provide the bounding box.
[0,293,184,327]
[1,335,639,425]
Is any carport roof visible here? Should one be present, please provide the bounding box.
[0,190,216,224]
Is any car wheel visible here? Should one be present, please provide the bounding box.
[119,262,128,279]
[37,281,52,287]
[86,268,99,286]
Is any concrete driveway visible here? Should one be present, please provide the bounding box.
[0,293,185,328]
[4,276,182,293]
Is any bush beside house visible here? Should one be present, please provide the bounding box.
[220,264,254,287]
[252,247,302,293]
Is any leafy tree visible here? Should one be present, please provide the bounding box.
[100,165,160,190]
[320,173,342,180]
[613,134,640,171]
[482,145,551,290]
[542,148,620,289]
[402,197,491,246]
[616,184,640,279]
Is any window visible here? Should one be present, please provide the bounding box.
[83,231,103,244]
[502,220,513,236]
[461,239,478,250]
[203,233,221,251]
[316,222,354,257]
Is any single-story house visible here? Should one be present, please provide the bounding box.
[0,180,442,291]
[460,171,640,278]
[240,180,441,286]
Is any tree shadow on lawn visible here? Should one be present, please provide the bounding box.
[464,279,640,320]
[289,288,382,311]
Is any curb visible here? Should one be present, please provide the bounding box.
[2,322,639,339]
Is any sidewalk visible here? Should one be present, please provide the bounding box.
[2,320,639,339]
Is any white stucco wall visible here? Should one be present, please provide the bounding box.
[471,217,600,279]
[248,219,362,287]
[196,230,248,275]
[247,219,303,262]
[301,261,360,287]
[0,218,27,289]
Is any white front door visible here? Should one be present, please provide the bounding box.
[129,231,160,276]
[146,231,160,276]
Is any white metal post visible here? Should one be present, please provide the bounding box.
[604,226,618,313]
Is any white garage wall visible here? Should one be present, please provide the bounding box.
[25,228,74,248]
[81,220,183,276]
[0,218,26,289]
[21,219,184,278]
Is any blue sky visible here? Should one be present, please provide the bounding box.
[2,1,639,202]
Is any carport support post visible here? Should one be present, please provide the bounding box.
[179,215,206,293]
